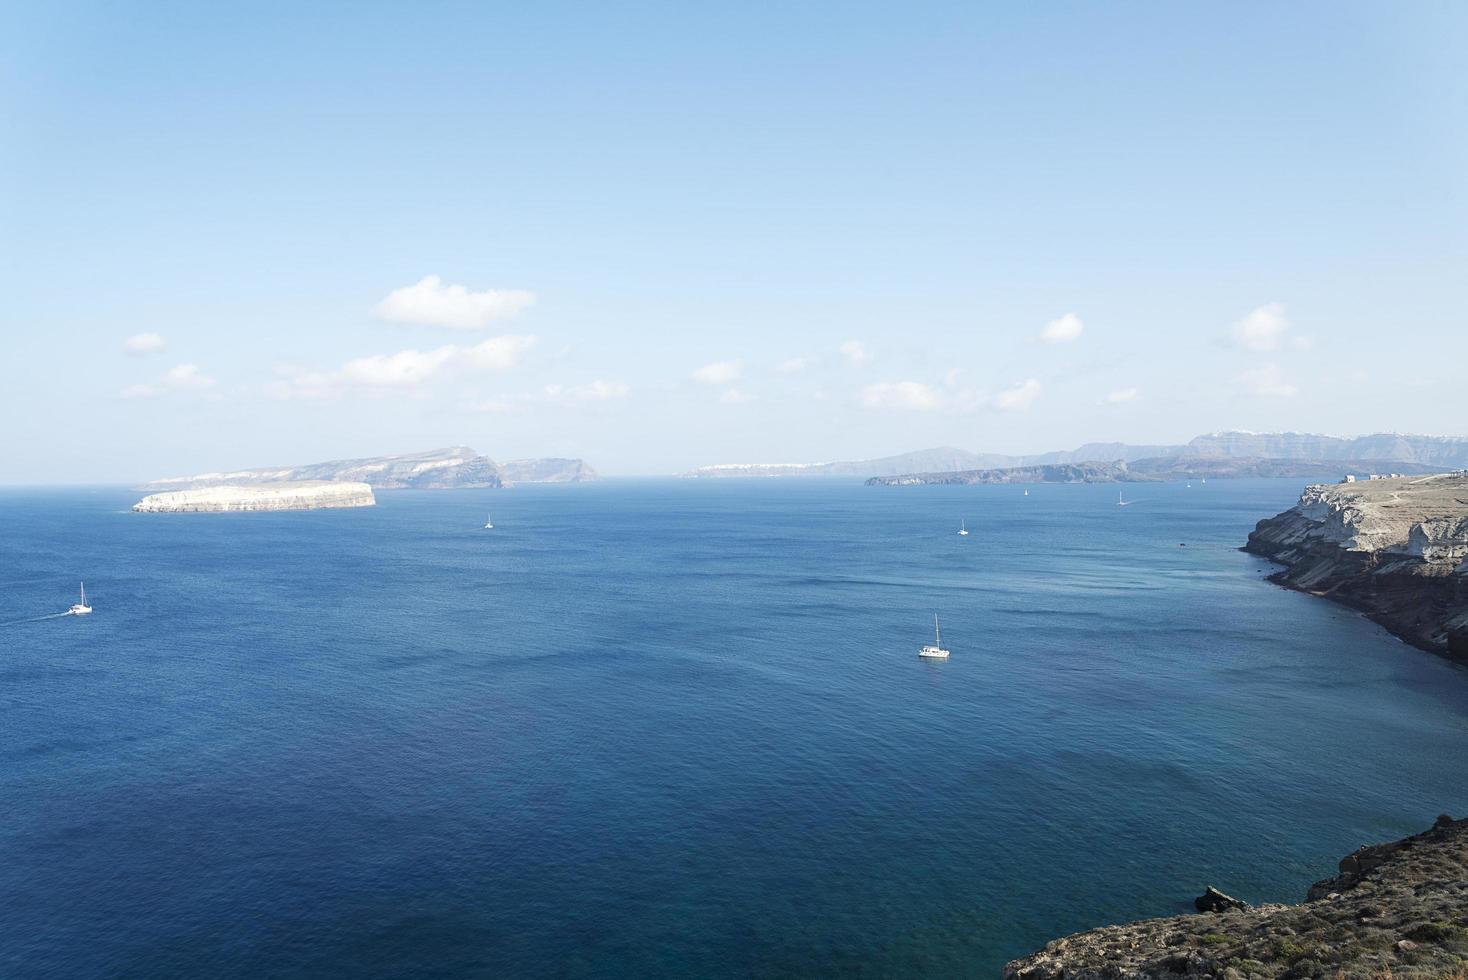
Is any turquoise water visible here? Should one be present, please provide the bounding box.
[3,479,1466,978]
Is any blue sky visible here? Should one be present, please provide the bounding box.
[3,2,1465,481]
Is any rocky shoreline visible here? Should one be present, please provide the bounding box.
[1244,474,1468,660]
[1005,816,1468,979]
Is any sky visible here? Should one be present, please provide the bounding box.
[2,1,1465,481]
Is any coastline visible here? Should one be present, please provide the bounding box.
[1005,816,1468,979]
[1242,474,1468,663]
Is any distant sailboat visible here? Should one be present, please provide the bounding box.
[1117,490,1131,507]
[68,582,92,616]
[483,513,494,529]
[918,614,950,659]
[957,519,969,536]
[1023,489,1029,496]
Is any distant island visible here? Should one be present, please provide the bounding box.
[686,431,1468,481]
[866,457,1440,486]
[869,461,1153,486]
[1246,472,1468,659]
[497,457,600,484]
[142,447,598,492]
[1006,815,1468,980]
[133,481,376,513]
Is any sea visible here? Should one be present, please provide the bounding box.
[3,478,1466,979]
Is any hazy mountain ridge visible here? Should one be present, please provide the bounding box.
[688,432,1468,480]
[868,456,1441,487]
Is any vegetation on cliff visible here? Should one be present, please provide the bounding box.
[1005,816,1468,980]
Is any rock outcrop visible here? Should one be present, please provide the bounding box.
[132,481,376,513]
[1245,474,1468,658]
[1005,816,1468,980]
[1195,887,1250,913]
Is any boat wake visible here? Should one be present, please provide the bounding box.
[0,612,77,627]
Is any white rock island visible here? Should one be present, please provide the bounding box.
[132,481,376,513]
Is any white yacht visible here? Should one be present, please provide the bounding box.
[918,614,950,659]
[483,513,494,529]
[68,582,92,616]
[1023,489,1029,496]
[1117,490,1130,507]
[957,519,969,536]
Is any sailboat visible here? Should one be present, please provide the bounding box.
[957,519,969,536]
[68,582,92,616]
[1117,490,1130,507]
[1023,489,1029,496]
[483,513,494,529]
[918,614,950,659]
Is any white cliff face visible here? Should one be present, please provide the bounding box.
[1247,473,1468,656]
[133,481,376,513]
[141,447,502,490]
[1281,475,1468,566]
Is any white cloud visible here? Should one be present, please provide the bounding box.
[120,362,217,399]
[1235,362,1298,397]
[775,357,808,374]
[993,378,1042,411]
[840,340,872,365]
[692,360,741,385]
[372,275,535,329]
[459,334,538,371]
[339,346,460,387]
[1228,302,1291,351]
[464,397,523,414]
[271,335,534,398]
[860,381,941,411]
[545,379,630,402]
[1104,386,1139,404]
[164,363,216,389]
[719,388,751,404]
[1040,313,1084,344]
[123,332,165,355]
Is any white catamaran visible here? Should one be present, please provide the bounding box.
[68,582,92,616]
[957,519,969,536]
[918,614,950,659]
[483,513,494,529]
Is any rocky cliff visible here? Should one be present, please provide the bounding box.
[1245,474,1468,658]
[145,448,601,491]
[132,481,376,513]
[1005,815,1468,980]
[145,447,502,490]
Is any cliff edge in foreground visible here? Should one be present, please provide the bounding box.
[1244,473,1468,659]
[133,481,376,513]
[1006,816,1468,980]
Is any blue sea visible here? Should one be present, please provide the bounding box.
[3,479,1467,978]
